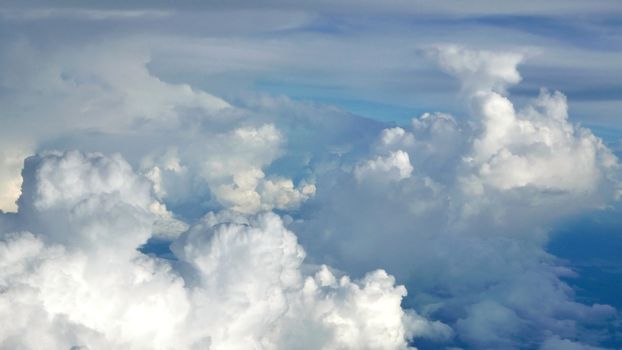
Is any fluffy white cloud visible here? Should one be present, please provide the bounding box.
[0,146,31,212]
[432,47,619,197]
[0,41,317,216]
[0,40,226,214]
[199,124,315,214]
[354,150,413,182]
[293,46,620,349]
[429,45,524,94]
[0,151,440,349]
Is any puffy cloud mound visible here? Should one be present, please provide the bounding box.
[294,46,620,349]
[0,41,318,217]
[0,147,30,212]
[198,124,315,214]
[429,45,524,94]
[429,46,619,198]
[354,150,413,183]
[0,151,444,349]
[0,41,230,214]
[466,89,614,193]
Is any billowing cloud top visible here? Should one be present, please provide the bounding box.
[2,149,450,349]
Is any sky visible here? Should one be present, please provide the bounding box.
[0,1,621,349]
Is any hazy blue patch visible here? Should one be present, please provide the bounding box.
[255,79,433,123]
[548,209,622,347]
[138,238,175,260]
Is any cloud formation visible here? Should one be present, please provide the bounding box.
[433,46,617,195]
[294,46,620,349]
[0,150,446,349]
[0,7,619,346]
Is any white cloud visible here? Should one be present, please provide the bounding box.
[0,40,319,216]
[0,150,440,349]
[354,150,414,183]
[430,45,524,94]
[461,92,615,195]
[0,146,31,212]
[293,47,620,349]
[0,40,228,213]
[198,124,315,214]
[427,46,619,206]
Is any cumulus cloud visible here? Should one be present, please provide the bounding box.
[198,124,315,214]
[0,146,31,212]
[465,89,615,193]
[0,40,226,213]
[431,46,618,197]
[294,46,620,349]
[0,151,443,349]
[429,45,524,94]
[0,40,321,217]
[354,150,413,183]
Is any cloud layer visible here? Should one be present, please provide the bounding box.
[0,9,620,347]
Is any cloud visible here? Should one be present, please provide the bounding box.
[0,8,172,21]
[354,150,413,183]
[3,0,622,17]
[0,40,227,213]
[0,40,321,217]
[433,46,617,196]
[465,89,616,193]
[198,124,315,214]
[0,146,30,212]
[0,10,619,347]
[293,46,620,349]
[540,336,607,350]
[0,150,445,349]
[430,45,524,94]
